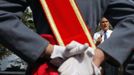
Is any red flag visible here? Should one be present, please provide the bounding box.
[34,0,96,75]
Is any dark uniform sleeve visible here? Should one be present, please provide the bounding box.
[98,0,134,65]
[0,0,49,63]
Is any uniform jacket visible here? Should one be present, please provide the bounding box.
[1,0,134,75]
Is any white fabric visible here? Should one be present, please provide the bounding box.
[58,47,101,75]
[93,30,112,43]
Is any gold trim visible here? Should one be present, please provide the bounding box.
[70,0,96,49]
[40,0,64,46]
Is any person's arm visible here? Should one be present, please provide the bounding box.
[95,36,102,46]
[0,0,51,63]
[93,33,102,46]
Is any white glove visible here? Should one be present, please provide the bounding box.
[50,41,88,59]
[64,41,89,57]
[58,47,101,75]
[50,45,66,59]
[50,41,88,66]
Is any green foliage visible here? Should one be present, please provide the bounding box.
[21,8,35,30]
[0,45,12,60]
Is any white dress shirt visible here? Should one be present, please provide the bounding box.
[93,30,113,44]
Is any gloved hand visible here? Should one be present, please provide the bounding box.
[50,41,88,67]
[64,41,89,57]
[50,41,88,59]
[58,46,101,75]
